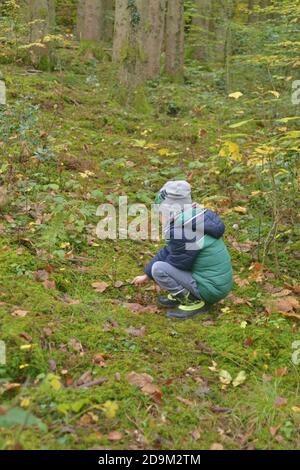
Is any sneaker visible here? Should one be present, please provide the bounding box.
[158,293,181,308]
[158,291,198,308]
[167,298,208,320]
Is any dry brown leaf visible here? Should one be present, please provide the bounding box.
[123,303,159,314]
[234,275,249,288]
[274,396,288,408]
[68,337,84,353]
[93,354,106,367]
[43,279,56,289]
[127,372,162,401]
[3,383,21,391]
[108,431,123,442]
[126,325,146,337]
[33,269,49,282]
[191,429,201,441]
[265,296,300,315]
[92,281,109,293]
[59,294,80,305]
[210,443,224,450]
[12,309,28,318]
[274,367,288,377]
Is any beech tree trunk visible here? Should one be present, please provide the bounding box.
[28,0,55,65]
[103,0,115,41]
[165,0,184,78]
[77,0,105,41]
[112,0,145,85]
[191,0,213,61]
[29,0,55,42]
[143,0,166,79]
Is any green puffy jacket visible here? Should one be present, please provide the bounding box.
[192,235,233,304]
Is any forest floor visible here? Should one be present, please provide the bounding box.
[0,52,300,450]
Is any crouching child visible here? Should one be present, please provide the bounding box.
[133,181,233,320]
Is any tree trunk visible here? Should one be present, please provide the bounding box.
[28,0,55,65]
[77,0,105,41]
[113,0,146,85]
[165,0,184,78]
[29,0,55,42]
[143,0,166,79]
[103,0,115,41]
[191,0,213,61]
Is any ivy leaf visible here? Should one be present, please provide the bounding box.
[0,407,47,432]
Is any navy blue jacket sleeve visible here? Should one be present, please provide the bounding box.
[163,238,200,271]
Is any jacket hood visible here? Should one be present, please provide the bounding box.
[164,205,225,243]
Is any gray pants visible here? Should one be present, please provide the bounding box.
[151,261,201,299]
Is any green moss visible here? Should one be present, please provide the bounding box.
[0,56,299,450]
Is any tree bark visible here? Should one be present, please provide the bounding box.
[28,0,55,65]
[191,0,213,61]
[77,0,105,41]
[29,0,55,42]
[143,0,166,79]
[103,0,115,41]
[165,0,184,78]
[112,0,145,85]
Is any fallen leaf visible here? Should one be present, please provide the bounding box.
[274,367,288,377]
[33,270,49,282]
[92,281,109,293]
[3,383,21,392]
[211,405,232,414]
[127,372,162,402]
[43,280,56,289]
[232,371,247,387]
[101,401,118,419]
[108,431,123,441]
[12,310,28,318]
[68,337,84,353]
[210,443,224,450]
[176,396,195,406]
[265,296,300,315]
[229,91,243,99]
[274,396,288,408]
[191,429,201,441]
[59,294,80,305]
[114,281,124,288]
[93,354,106,367]
[270,426,280,437]
[244,337,254,348]
[219,370,232,385]
[123,303,159,314]
[19,332,32,342]
[126,325,146,337]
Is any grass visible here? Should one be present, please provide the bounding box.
[0,51,299,450]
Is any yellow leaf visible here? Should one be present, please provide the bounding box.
[233,206,247,214]
[219,370,232,385]
[158,148,173,157]
[101,400,119,419]
[268,90,280,98]
[20,344,32,351]
[46,374,62,391]
[20,398,30,408]
[292,406,300,413]
[219,141,241,161]
[228,91,243,99]
[233,371,247,387]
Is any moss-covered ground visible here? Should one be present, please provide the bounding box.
[0,52,299,450]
